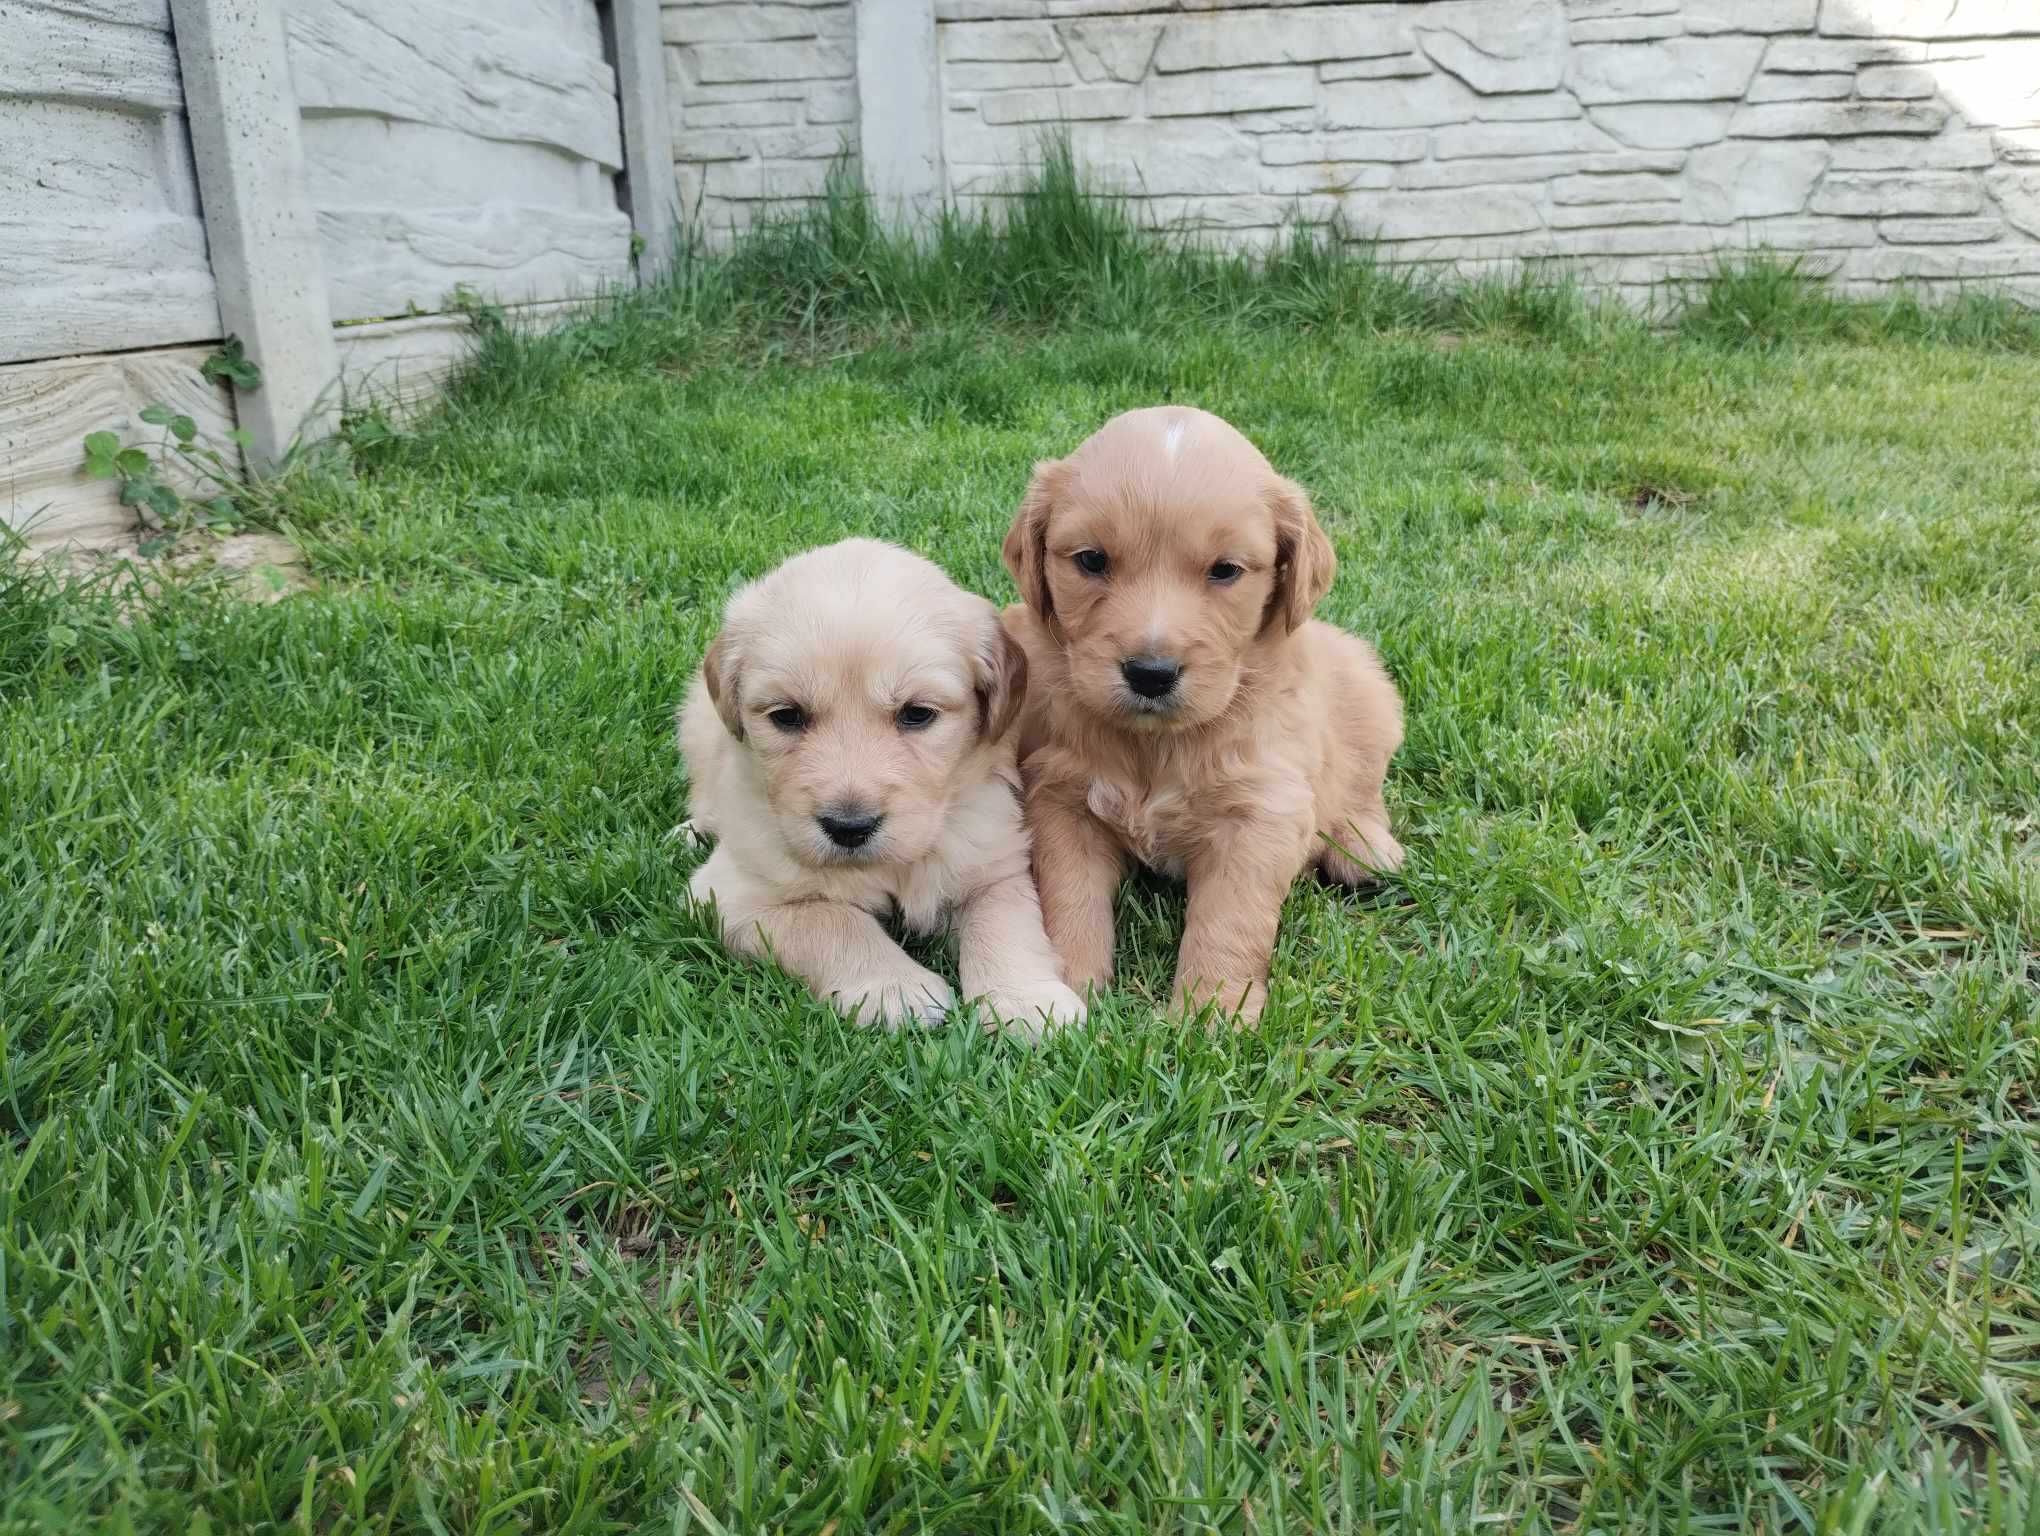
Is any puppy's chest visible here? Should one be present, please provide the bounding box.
[1084,760,1316,878]
[1084,776,1201,878]
[884,864,958,935]
[814,864,952,936]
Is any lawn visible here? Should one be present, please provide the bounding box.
[4,210,2039,1531]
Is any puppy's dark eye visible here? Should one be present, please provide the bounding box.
[1208,560,1244,585]
[896,704,938,731]
[767,705,807,733]
[1073,548,1109,577]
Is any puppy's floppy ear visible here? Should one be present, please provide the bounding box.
[700,629,745,741]
[1267,476,1337,634]
[1002,458,1067,623]
[972,612,1029,744]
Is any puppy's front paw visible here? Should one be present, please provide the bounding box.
[1356,820,1405,876]
[977,977,1087,1043]
[830,964,955,1031]
[1319,819,1404,886]
[1171,976,1267,1029]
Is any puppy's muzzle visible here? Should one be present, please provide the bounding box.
[817,806,883,850]
[1120,654,1183,702]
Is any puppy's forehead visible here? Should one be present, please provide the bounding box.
[1059,410,1279,552]
[734,556,975,705]
[1073,406,1273,480]
[794,618,970,701]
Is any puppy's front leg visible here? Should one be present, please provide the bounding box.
[1028,779,1125,996]
[738,902,955,1028]
[1173,817,1313,1027]
[956,869,1086,1043]
[693,853,952,1028]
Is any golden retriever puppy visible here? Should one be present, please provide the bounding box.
[679,538,1084,1039]
[1001,407,1404,1024]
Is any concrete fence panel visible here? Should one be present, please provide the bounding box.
[2,0,675,550]
[669,0,2040,308]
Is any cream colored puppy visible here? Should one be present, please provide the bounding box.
[678,538,1084,1039]
[1003,407,1405,1025]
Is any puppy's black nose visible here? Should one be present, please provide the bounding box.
[1120,655,1183,700]
[817,809,883,849]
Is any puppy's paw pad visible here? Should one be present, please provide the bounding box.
[979,979,1087,1042]
[831,967,955,1031]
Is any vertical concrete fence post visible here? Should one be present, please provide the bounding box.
[168,0,338,471]
[607,0,681,283]
[856,0,945,222]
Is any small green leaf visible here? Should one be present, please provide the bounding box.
[114,447,151,476]
[230,428,254,448]
[202,337,263,391]
[83,431,122,476]
[170,414,198,444]
[208,496,238,520]
[146,483,182,520]
[137,535,175,558]
[118,478,151,507]
[139,404,173,426]
[47,624,79,650]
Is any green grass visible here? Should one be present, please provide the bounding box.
[5,172,2039,1532]
[569,147,2040,354]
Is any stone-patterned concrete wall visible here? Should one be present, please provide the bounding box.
[2,0,233,546]
[668,0,2040,303]
[938,0,2040,301]
[661,0,860,232]
[2,1,221,364]
[284,0,635,324]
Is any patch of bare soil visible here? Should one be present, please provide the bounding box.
[29,530,314,608]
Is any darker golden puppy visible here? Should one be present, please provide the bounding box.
[1001,406,1404,1023]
